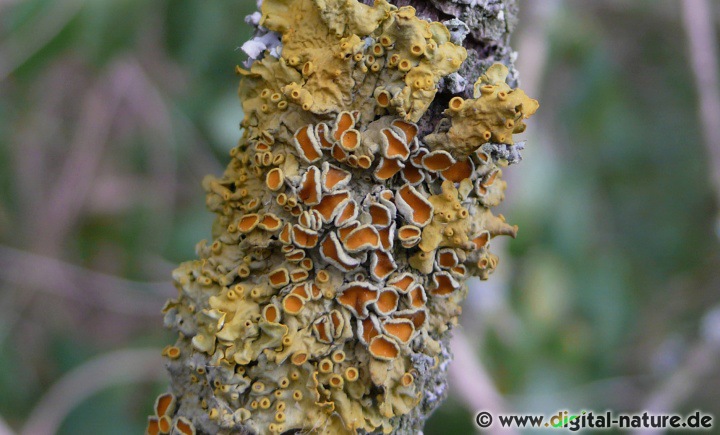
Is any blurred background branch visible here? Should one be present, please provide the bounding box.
[628,3,720,431]
[21,349,165,435]
[0,245,168,322]
[449,332,517,435]
[0,415,15,435]
[682,0,720,225]
[636,338,720,435]
[0,0,84,81]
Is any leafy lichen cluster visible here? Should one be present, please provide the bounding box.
[148,0,537,434]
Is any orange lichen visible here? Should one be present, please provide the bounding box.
[369,203,391,227]
[337,282,379,317]
[371,251,396,280]
[343,225,381,252]
[437,249,459,268]
[335,200,358,226]
[395,309,427,330]
[374,157,404,180]
[377,225,394,251]
[322,162,351,191]
[279,223,292,244]
[369,335,399,360]
[155,0,537,432]
[360,317,380,344]
[332,350,346,363]
[333,112,355,141]
[441,159,474,182]
[158,416,172,433]
[331,143,349,162]
[330,310,344,337]
[398,225,421,247]
[401,164,424,184]
[154,393,175,418]
[316,123,334,148]
[375,90,390,107]
[381,128,410,160]
[263,304,280,323]
[340,130,360,151]
[313,317,333,343]
[408,284,427,308]
[265,168,285,191]
[430,272,459,296]
[237,214,260,232]
[422,150,456,171]
[448,96,464,111]
[292,352,308,365]
[375,288,399,315]
[392,119,418,144]
[388,273,415,293]
[397,185,433,227]
[473,231,490,249]
[268,268,290,288]
[146,418,160,435]
[357,155,372,169]
[345,367,359,381]
[313,191,350,222]
[290,283,310,298]
[401,373,414,387]
[383,319,414,343]
[283,295,305,314]
[293,125,322,162]
[165,346,180,359]
[290,269,309,282]
[298,166,322,205]
[338,221,360,242]
[320,234,358,271]
[259,213,283,231]
[292,226,319,248]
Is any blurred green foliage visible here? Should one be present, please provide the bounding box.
[0,0,719,434]
[1,1,256,432]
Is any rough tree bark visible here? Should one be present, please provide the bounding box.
[368,0,522,132]
[147,0,535,434]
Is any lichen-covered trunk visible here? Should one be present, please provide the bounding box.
[147,0,536,434]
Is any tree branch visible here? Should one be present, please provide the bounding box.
[152,0,531,433]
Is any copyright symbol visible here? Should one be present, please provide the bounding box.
[476,411,492,428]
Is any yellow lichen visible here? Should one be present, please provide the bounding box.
[254,0,466,123]
[425,63,539,156]
[152,0,537,433]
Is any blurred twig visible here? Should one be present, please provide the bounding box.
[41,59,137,253]
[630,6,720,427]
[634,340,720,435]
[0,245,170,344]
[116,57,179,249]
[450,331,517,435]
[0,0,85,81]
[682,0,720,209]
[515,0,560,99]
[0,414,15,435]
[20,348,165,435]
[0,60,144,346]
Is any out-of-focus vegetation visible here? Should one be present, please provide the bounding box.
[0,1,719,434]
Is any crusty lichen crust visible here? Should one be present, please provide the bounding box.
[148,0,537,434]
